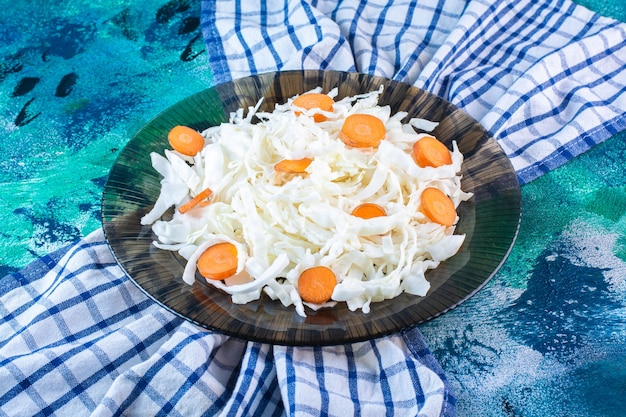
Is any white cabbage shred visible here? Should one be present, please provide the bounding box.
[141,87,473,316]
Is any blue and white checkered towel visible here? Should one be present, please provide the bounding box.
[0,231,453,416]
[201,0,626,184]
[2,0,625,416]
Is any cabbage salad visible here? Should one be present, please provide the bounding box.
[140,87,473,317]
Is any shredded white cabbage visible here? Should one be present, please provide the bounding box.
[141,87,473,316]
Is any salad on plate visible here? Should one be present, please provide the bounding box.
[140,87,473,317]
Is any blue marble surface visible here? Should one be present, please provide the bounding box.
[0,0,212,275]
[1,1,625,416]
[421,133,626,416]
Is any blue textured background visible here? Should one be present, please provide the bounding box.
[1,1,625,416]
[0,0,212,275]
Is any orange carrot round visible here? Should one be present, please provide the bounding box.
[298,266,336,304]
[197,242,238,280]
[412,136,452,168]
[274,158,313,174]
[351,203,387,219]
[420,187,457,227]
[292,93,334,122]
[178,188,213,214]
[168,125,205,156]
[339,114,386,148]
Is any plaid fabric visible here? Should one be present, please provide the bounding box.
[200,0,626,184]
[0,229,455,417]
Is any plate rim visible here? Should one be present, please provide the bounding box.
[101,69,522,346]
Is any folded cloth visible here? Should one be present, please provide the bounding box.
[201,0,626,185]
[0,229,455,417]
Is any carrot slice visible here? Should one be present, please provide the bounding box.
[168,125,205,156]
[339,114,386,148]
[298,266,336,304]
[178,188,213,214]
[197,242,238,280]
[292,93,334,122]
[412,136,452,168]
[420,187,457,227]
[274,158,313,173]
[351,203,387,219]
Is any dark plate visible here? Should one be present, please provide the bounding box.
[101,70,521,346]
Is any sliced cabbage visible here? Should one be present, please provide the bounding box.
[141,88,473,316]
